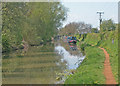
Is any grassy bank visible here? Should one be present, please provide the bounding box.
[65,30,118,84]
[64,46,105,84]
[99,31,118,82]
[84,30,118,82]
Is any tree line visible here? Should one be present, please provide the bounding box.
[59,22,92,35]
[59,19,117,36]
[2,2,67,52]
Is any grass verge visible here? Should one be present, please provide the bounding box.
[99,40,118,82]
[78,30,118,83]
[64,46,105,84]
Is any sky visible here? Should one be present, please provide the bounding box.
[61,2,118,28]
[2,0,118,28]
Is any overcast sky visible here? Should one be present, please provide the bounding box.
[62,1,118,28]
[2,0,119,28]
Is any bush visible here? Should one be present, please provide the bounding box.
[2,34,11,52]
[91,28,99,33]
[81,34,87,41]
[80,43,91,51]
[101,19,116,32]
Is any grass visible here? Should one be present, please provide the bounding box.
[84,33,101,46]
[64,46,105,84]
[97,30,118,82]
[76,30,118,83]
[65,30,118,84]
[100,39,118,82]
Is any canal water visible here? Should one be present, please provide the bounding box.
[2,40,85,84]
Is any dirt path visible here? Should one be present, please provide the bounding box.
[99,47,117,84]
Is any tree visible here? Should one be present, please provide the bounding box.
[100,19,116,32]
[59,22,92,35]
[2,2,68,52]
[2,2,28,51]
[91,28,99,33]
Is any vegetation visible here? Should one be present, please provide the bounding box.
[100,19,116,32]
[2,2,67,52]
[64,46,105,84]
[91,28,99,33]
[83,23,118,82]
[64,19,118,84]
[59,22,92,36]
[1,2,118,84]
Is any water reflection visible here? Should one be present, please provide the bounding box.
[55,46,85,70]
[2,41,85,84]
[2,44,66,84]
[69,43,77,51]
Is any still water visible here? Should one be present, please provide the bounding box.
[2,40,85,84]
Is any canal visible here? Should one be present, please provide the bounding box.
[2,39,85,84]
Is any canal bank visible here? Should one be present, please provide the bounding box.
[64,29,118,84]
[64,45,105,84]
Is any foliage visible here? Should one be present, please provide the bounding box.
[91,28,99,33]
[2,2,67,52]
[76,29,118,83]
[83,33,101,46]
[80,42,90,51]
[70,21,118,83]
[59,22,92,36]
[99,30,118,82]
[2,32,10,52]
[100,19,116,32]
[65,46,105,84]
